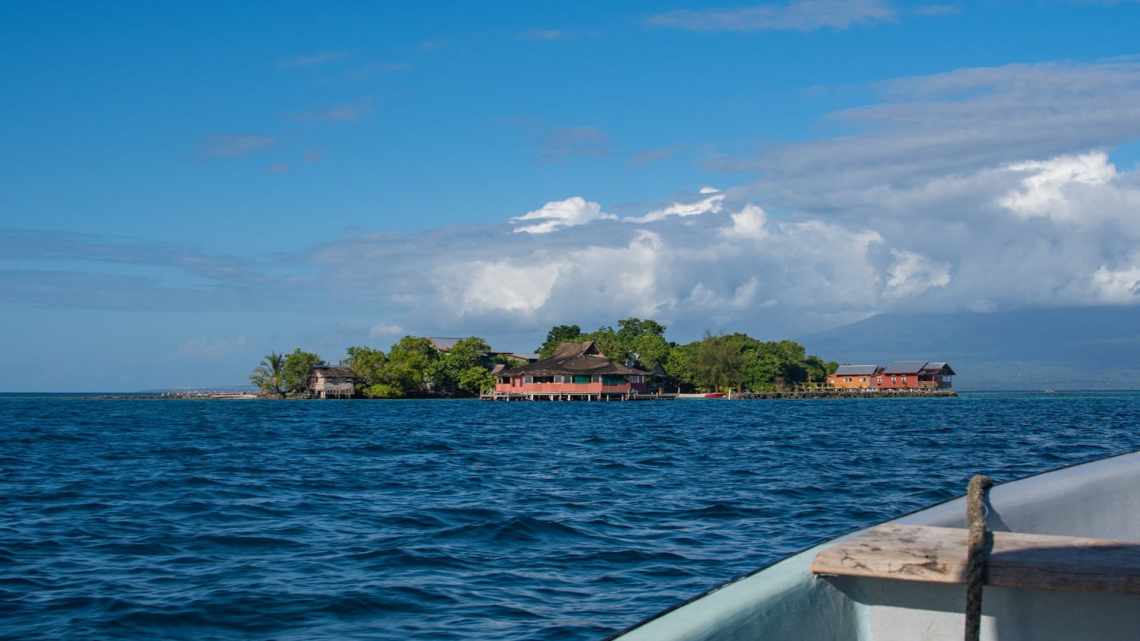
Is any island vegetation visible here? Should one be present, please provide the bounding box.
[249,318,838,398]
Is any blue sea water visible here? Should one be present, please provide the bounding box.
[3,392,1140,640]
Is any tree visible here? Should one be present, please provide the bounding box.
[431,337,492,395]
[587,326,628,364]
[457,366,495,395]
[691,334,745,392]
[364,383,405,399]
[616,318,666,343]
[282,349,322,396]
[385,336,439,395]
[249,352,288,398]
[630,332,671,370]
[537,324,582,358]
[345,346,388,394]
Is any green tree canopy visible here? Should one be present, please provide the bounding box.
[385,336,439,395]
[431,337,492,395]
[282,349,322,395]
[537,324,582,358]
[344,346,388,392]
[249,352,287,398]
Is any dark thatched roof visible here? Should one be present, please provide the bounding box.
[309,366,356,379]
[500,340,647,377]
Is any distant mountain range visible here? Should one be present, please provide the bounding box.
[802,306,1140,390]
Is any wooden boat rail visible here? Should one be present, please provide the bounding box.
[811,524,1140,595]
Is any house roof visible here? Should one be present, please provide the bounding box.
[922,362,956,375]
[310,366,356,378]
[500,340,648,377]
[883,361,930,374]
[834,364,880,376]
[880,360,956,375]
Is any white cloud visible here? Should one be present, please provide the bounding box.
[66,57,1140,347]
[626,189,726,223]
[720,204,769,240]
[511,197,616,234]
[1091,263,1140,303]
[1000,151,1116,222]
[457,258,562,314]
[883,249,951,300]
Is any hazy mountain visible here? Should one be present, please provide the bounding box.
[802,306,1140,390]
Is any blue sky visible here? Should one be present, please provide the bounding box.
[4,1,1140,390]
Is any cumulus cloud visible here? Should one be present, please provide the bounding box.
[720,204,769,239]
[647,0,896,32]
[511,197,616,234]
[999,151,1116,222]
[15,57,1140,347]
[883,249,951,300]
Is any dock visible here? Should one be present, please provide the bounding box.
[729,388,958,399]
[481,392,677,401]
[480,388,957,401]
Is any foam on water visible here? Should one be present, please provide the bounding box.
[2,392,1139,640]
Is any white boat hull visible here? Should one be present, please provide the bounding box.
[611,451,1140,641]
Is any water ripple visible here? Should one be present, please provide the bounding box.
[2,391,1140,640]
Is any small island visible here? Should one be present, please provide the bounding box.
[246,317,955,400]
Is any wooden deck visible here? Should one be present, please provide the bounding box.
[732,388,958,399]
[812,524,1140,594]
[480,392,677,401]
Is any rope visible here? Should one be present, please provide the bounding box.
[964,474,994,641]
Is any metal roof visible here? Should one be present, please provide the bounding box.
[834,364,879,376]
[883,361,931,374]
[923,362,956,375]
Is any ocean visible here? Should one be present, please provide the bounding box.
[3,392,1139,640]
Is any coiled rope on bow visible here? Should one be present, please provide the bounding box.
[964,474,994,641]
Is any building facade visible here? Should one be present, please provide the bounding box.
[306,366,357,399]
[494,341,648,399]
[828,364,882,389]
[829,361,955,391]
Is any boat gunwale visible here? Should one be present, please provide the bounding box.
[602,446,1140,641]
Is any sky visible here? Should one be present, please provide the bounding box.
[3,0,1140,391]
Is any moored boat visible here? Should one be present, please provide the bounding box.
[609,451,1140,641]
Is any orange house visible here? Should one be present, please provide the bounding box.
[828,364,882,389]
[830,361,956,390]
[876,361,956,389]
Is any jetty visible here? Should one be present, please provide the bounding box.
[728,387,958,399]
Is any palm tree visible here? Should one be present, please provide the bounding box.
[250,352,287,398]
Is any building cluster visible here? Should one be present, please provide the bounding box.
[492,340,651,401]
[304,337,541,399]
[826,361,955,391]
[303,336,956,400]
